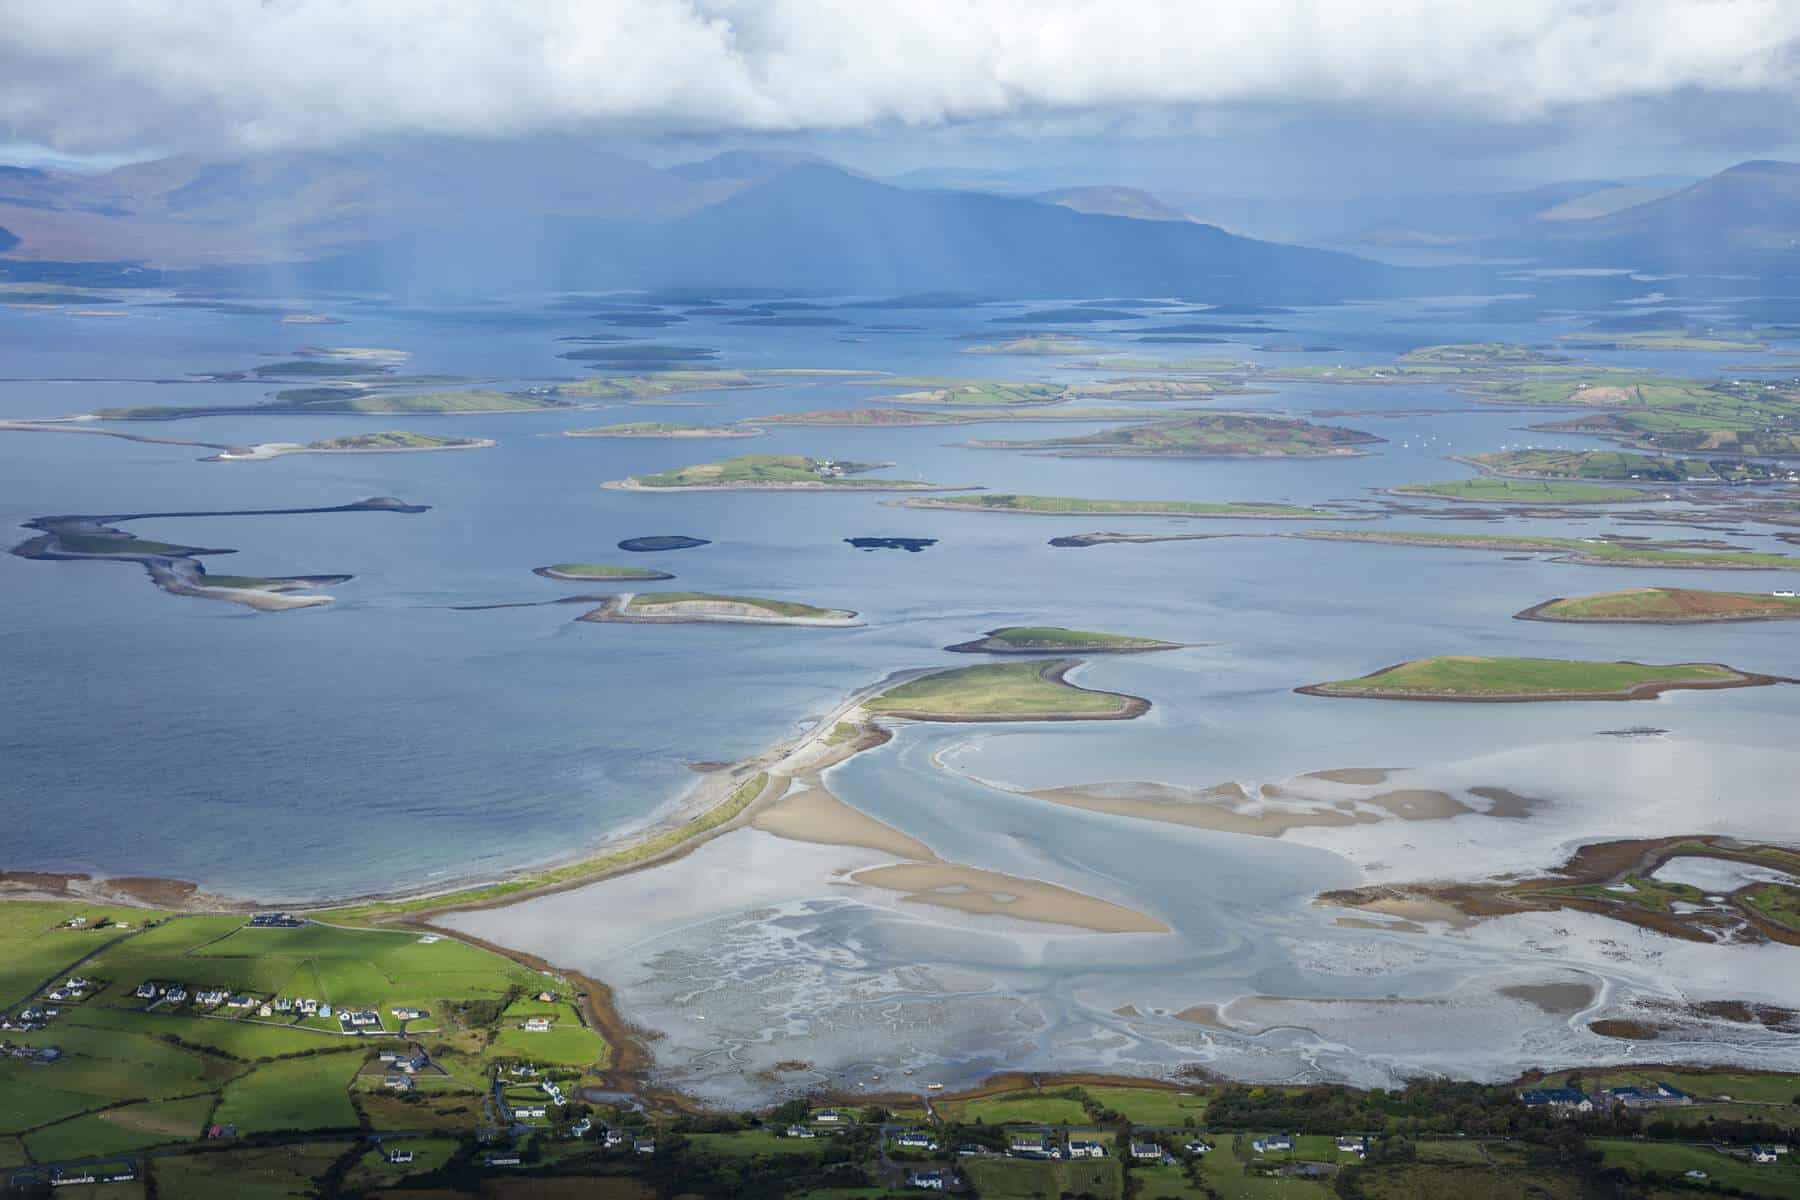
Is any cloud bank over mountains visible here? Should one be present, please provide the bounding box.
[3,0,1798,152]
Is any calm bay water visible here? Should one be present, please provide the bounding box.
[2,293,1796,912]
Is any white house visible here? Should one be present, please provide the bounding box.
[1067,1140,1105,1160]
[1253,1134,1296,1154]
[909,1170,947,1190]
[1130,1142,1165,1161]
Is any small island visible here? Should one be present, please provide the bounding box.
[1517,587,1800,624]
[578,592,861,627]
[1398,343,1573,366]
[873,380,1069,406]
[207,431,494,461]
[561,421,762,439]
[963,413,1382,458]
[959,335,1108,355]
[618,535,710,552]
[1391,478,1648,504]
[534,563,676,582]
[864,659,1149,721]
[898,493,1346,519]
[946,626,1184,654]
[750,406,1172,426]
[607,453,969,492]
[1298,656,1783,702]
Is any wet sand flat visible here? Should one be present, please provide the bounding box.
[850,862,1169,934]
[752,786,936,861]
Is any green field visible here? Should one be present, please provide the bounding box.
[1561,331,1767,351]
[1304,656,1753,699]
[21,1094,215,1161]
[300,431,481,450]
[934,1090,1090,1125]
[864,660,1142,719]
[212,1052,361,1133]
[1594,1138,1800,1198]
[150,1141,355,1199]
[1525,587,1800,622]
[960,1155,1123,1200]
[1458,448,1779,484]
[1392,478,1646,504]
[624,592,841,619]
[0,901,607,1149]
[902,492,1334,517]
[1298,528,1797,569]
[625,454,916,489]
[93,388,565,420]
[971,413,1380,457]
[1084,1086,1211,1125]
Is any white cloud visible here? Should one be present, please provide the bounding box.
[1,0,1796,152]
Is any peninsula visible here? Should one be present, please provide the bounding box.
[534,563,676,582]
[579,592,862,627]
[1298,656,1783,702]
[1295,529,1796,569]
[1452,448,1779,486]
[91,388,575,422]
[1391,478,1648,504]
[607,453,969,492]
[898,493,1348,519]
[945,626,1184,654]
[8,498,423,610]
[1517,587,1800,624]
[963,413,1382,458]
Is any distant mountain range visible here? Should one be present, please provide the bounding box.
[0,147,1795,298]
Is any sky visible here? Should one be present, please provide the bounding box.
[1,0,1798,197]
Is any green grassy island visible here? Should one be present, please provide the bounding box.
[554,370,766,399]
[1297,529,1796,569]
[875,380,1069,406]
[609,453,966,492]
[533,563,675,582]
[562,421,762,439]
[863,659,1149,721]
[965,413,1382,458]
[1300,656,1780,702]
[1391,478,1648,504]
[579,592,860,627]
[946,626,1184,654]
[1398,342,1573,366]
[1454,448,1780,485]
[1518,587,1800,624]
[898,492,1343,519]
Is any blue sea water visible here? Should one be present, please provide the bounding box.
[2,293,1796,906]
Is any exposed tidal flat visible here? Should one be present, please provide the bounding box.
[5,295,1800,1105]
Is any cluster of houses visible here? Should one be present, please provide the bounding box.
[44,975,95,1003]
[991,1132,1206,1163]
[378,1047,433,1092]
[0,1041,60,1065]
[341,1009,384,1031]
[4,1006,59,1031]
[1518,1081,1695,1115]
[248,912,307,928]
